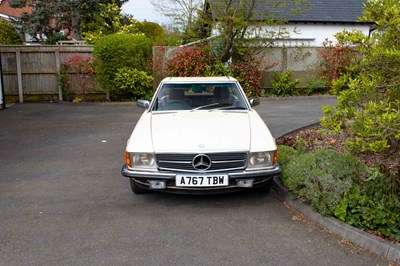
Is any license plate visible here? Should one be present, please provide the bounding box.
[176,174,229,187]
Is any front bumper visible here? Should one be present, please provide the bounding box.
[121,164,281,194]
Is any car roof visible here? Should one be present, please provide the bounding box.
[161,77,238,83]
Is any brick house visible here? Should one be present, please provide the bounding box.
[0,0,33,43]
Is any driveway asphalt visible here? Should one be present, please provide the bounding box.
[0,97,390,266]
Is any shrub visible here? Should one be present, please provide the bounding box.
[336,168,400,241]
[321,4,400,154]
[277,145,298,177]
[304,76,327,96]
[282,150,368,216]
[0,18,22,44]
[59,54,95,101]
[277,145,298,167]
[165,46,273,96]
[166,46,212,77]
[45,33,68,45]
[271,70,300,96]
[321,83,400,153]
[94,34,153,98]
[113,67,153,101]
[319,38,356,89]
[231,56,265,97]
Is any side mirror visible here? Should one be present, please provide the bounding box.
[249,97,260,107]
[137,100,150,109]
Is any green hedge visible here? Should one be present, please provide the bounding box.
[93,34,153,100]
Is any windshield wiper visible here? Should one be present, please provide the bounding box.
[210,106,247,111]
[191,103,220,111]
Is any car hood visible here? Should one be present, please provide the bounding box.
[151,111,250,153]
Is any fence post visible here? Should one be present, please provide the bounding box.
[55,49,63,101]
[0,51,5,109]
[16,48,23,103]
[281,47,288,72]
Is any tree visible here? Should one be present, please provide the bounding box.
[0,18,22,44]
[137,22,166,44]
[321,0,400,154]
[83,2,140,44]
[151,0,203,43]
[10,0,128,42]
[209,0,310,63]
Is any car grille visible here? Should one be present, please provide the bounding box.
[156,152,247,172]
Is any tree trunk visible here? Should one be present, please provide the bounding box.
[220,17,234,63]
[71,5,82,40]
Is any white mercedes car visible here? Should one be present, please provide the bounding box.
[121,77,280,194]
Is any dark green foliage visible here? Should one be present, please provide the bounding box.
[0,18,22,44]
[336,169,400,241]
[304,77,327,96]
[93,34,153,100]
[280,142,400,240]
[277,145,298,165]
[8,0,25,8]
[44,33,68,44]
[282,150,367,216]
[277,145,298,177]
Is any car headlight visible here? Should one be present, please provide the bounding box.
[247,151,277,169]
[125,152,157,170]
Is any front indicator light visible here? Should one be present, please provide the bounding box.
[274,150,278,165]
[125,152,132,168]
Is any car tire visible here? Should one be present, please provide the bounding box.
[258,178,273,193]
[130,178,148,194]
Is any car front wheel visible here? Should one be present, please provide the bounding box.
[258,178,273,193]
[129,178,148,194]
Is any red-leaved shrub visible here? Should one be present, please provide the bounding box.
[319,39,356,88]
[166,46,212,77]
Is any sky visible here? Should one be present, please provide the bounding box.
[121,0,169,24]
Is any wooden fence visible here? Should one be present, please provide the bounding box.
[1,45,325,104]
[153,46,324,89]
[0,45,105,103]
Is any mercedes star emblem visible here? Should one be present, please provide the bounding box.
[192,154,212,171]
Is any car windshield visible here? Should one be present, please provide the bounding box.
[151,82,249,111]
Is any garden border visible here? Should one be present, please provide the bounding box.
[273,176,400,264]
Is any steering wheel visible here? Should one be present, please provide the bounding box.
[164,100,191,110]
